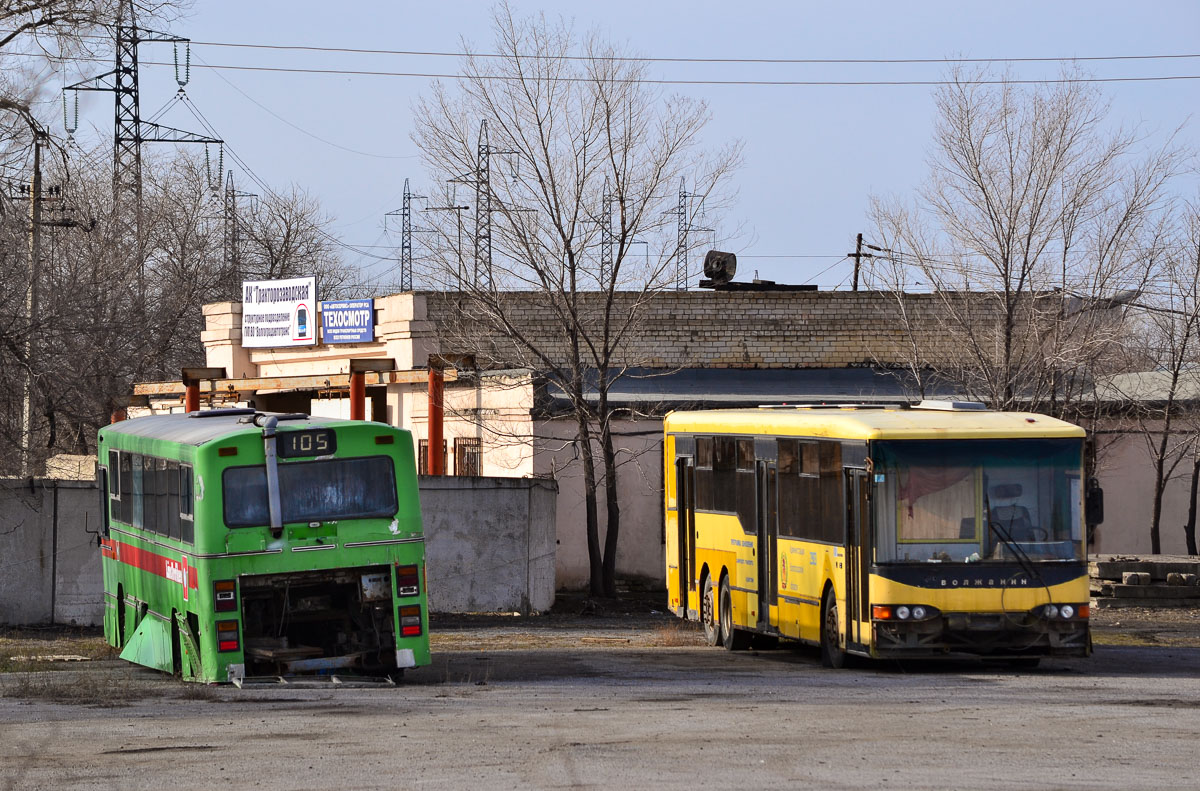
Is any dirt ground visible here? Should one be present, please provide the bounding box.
[3,600,1200,790]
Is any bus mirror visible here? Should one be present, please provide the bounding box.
[1085,478,1104,526]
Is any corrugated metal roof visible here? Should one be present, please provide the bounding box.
[663,406,1085,441]
[542,367,962,408]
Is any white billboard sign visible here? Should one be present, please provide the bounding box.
[241,277,317,348]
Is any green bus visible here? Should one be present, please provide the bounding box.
[97,409,430,683]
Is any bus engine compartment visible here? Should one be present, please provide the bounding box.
[237,565,399,678]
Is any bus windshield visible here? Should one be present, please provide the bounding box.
[872,438,1084,563]
[223,456,398,527]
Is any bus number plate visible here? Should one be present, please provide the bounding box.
[278,429,336,458]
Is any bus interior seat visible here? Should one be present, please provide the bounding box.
[991,504,1034,540]
[959,517,976,539]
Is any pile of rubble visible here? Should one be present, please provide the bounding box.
[1090,555,1200,609]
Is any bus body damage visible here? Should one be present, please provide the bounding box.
[237,566,398,679]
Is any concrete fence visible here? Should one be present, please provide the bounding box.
[0,476,557,626]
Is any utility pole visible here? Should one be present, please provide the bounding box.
[223,170,256,290]
[600,178,614,287]
[847,233,887,291]
[450,120,516,288]
[851,233,863,291]
[65,0,221,301]
[385,179,426,291]
[668,177,712,290]
[20,130,45,477]
[423,198,471,292]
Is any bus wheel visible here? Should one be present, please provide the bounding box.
[701,575,720,646]
[820,591,846,669]
[720,577,751,652]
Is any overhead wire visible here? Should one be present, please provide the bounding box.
[100,60,1200,87]
[191,52,420,161]
[7,31,1200,66]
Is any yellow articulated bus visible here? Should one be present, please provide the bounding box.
[663,402,1103,667]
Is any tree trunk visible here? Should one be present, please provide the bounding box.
[574,409,603,597]
[599,409,620,598]
[1150,451,1165,555]
[1186,455,1200,556]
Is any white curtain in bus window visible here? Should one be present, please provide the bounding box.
[897,465,976,541]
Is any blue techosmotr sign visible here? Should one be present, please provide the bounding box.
[320,299,375,344]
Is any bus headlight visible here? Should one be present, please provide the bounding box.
[872,604,939,621]
[1034,603,1089,620]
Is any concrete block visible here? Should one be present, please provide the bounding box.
[1122,571,1152,585]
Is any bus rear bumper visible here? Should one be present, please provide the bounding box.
[872,613,1091,659]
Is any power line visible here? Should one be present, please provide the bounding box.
[181,41,1200,67]
[10,32,1200,66]
[192,52,419,161]
[106,60,1200,87]
[22,51,1200,87]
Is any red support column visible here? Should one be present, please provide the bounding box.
[349,370,366,420]
[184,382,200,413]
[428,366,444,475]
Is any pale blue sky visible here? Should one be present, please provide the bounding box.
[57,1,1200,289]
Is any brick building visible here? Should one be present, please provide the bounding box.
[168,288,980,590]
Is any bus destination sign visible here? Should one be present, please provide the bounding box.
[278,429,337,459]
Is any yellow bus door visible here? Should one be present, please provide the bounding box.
[675,456,696,616]
[845,469,871,651]
[755,460,778,630]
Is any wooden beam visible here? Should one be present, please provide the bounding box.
[133,368,457,396]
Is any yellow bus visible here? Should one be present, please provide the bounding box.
[663,402,1101,667]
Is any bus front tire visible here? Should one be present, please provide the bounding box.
[701,575,720,646]
[820,591,846,669]
[720,577,751,652]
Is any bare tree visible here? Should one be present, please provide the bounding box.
[0,143,351,474]
[870,67,1185,421]
[412,4,740,596]
[1104,205,1200,554]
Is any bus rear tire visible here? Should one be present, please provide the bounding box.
[720,577,751,652]
[701,574,720,647]
[820,591,846,669]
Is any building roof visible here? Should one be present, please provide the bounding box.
[539,366,962,413]
[663,405,1085,441]
[100,410,368,447]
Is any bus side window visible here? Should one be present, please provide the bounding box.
[179,465,194,544]
[695,437,714,511]
[778,440,822,541]
[108,450,121,526]
[156,459,173,540]
[167,460,181,541]
[818,441,843,544]
[119,451,133,526]
[713,436,737,512]
[141,455,157,534]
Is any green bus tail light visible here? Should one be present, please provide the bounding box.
[399,605,422,637]
[214,579,238,612]
[396,564,420,597]
[216,620,240,652]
